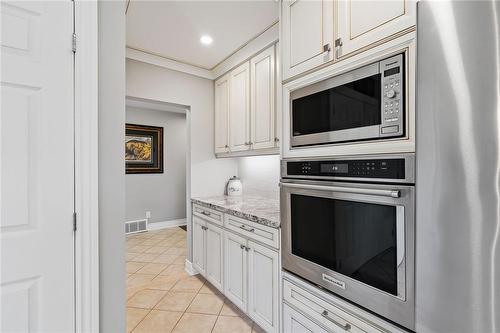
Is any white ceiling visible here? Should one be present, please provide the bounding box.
[126,1,279,70]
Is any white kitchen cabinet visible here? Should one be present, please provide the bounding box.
[205,222,224,292]
[214,74,230,154]
[281,0,334,80]
[336,0,415,58]
[192,216,206,275]
[248,240,279,333]
[250,45,276,150]
[192,203,280,332]
[214,44,280,157]
[283,304,329,333]
[229,62,251,152]
[224,231,248,312]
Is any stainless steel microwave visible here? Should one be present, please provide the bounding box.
[280,153,415,330]
[290,54,405,148]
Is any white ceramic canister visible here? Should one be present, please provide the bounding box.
[227,176,243,196]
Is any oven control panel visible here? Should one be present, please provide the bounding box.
[286,158,406,179]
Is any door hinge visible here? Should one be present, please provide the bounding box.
[72,33,77,53]
[73,212,77,231]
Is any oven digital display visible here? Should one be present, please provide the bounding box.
[320,163,348,173]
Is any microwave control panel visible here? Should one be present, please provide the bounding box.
[380,54,404,137]
[286,158,405,179]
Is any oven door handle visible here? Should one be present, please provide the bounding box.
[280,182,401,198]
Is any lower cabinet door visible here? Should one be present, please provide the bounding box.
[192,216,206,275]
[224,230,248,312]
[205,222,224,292]
[283,304,329,333]
[248,241,279,333]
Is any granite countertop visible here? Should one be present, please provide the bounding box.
[191,195,280,228]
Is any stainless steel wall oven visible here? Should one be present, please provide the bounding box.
[280,154,415,330]
[290,53,405,148]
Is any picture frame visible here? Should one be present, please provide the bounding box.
[125,123,164,174]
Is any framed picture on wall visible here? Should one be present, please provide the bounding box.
[125,123,164,174]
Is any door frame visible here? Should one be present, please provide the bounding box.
[74,1,99,332]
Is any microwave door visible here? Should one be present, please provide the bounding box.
[290,63,383,147]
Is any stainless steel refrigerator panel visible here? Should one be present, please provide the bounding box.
[416,1,500,332]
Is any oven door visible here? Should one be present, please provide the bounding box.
[280,179,415,330]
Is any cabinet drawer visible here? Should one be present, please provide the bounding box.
[193,204,223,226]
[224,214,279,249]
[283,303,329,333]
[283,280,384,333]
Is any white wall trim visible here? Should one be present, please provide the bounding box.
[74,1,99,332]
[126,47,214,80]
[184,259,198,276]
[147,218,187,231]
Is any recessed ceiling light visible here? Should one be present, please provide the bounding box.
[200,35,213,45]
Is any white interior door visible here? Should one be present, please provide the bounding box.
[1,1,75,332]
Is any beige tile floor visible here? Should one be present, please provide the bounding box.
[126,227,266,333]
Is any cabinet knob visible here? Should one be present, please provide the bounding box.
[240,244,245,250]
[225,144,229,148]
[323,43,331,53]
[274,137,280,143]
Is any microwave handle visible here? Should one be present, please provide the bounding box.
[280,182,400,198]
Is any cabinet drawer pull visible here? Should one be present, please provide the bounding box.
[245,246,250,252]
[201,211,211,216]
[321,310,351,331]
[240,244,245,250]
[323,43,331,53]
[240,225,255,232]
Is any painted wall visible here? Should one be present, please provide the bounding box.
[125,106,187,224]
[126,59,238,262]
[98,1,125,332]
[237,155,280,200]
[126,59,238,198]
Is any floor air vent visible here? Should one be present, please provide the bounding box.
[125,219,147,234]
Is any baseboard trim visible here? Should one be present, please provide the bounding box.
[184,259,198,276]
[147,218,187,231]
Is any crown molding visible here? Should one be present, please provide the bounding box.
[126,47,214,80]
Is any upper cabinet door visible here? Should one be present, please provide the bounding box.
[229,62,251,152]
[215,74,230,154]
[336,0,416,57]
[250,45,276,150]
[281,0,334,80]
